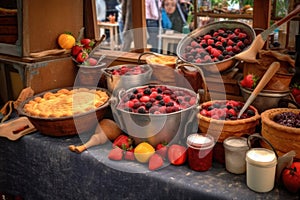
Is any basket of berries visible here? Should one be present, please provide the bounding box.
[176,20,255,73]
[261,108,300,159]
[198,100,260,143]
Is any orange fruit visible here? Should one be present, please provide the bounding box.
[134,142,155,163]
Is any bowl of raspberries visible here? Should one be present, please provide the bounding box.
[110,85,199,146]
[177,20,256,73]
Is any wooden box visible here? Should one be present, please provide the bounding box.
[0,0,83,57]
[0,55,77,103]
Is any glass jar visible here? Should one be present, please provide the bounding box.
[223,137,249,174]
[246,148,277,192]
[186,133,214,171]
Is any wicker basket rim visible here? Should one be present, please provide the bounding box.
[198,100,261,124]
[261,108,300,133]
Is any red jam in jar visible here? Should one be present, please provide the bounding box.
[186,134,214,171]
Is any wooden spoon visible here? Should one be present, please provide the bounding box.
[237,62,280,118]
[235,5,300,63]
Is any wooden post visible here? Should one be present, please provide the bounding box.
[253,0,272,30]
[131,0,147,53]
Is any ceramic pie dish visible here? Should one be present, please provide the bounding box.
[17,87,111,136]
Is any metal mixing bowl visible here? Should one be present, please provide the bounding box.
[239,83,291,113]
[110,85,199,146]
[177,20,256,73]
[101,64,153,94]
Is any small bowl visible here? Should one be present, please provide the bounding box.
[77,62,107,86]
[101,64,153,94]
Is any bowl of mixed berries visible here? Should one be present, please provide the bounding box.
[177,21,255,73]
[111,85,199,146]
[101,64,153,94]
[198,100,260,143]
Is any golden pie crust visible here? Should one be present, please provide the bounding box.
[146,55,177,67]
[23,88,109,118]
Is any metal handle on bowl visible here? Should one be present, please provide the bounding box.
[117,89,126,102]
[137,52,158,65]
[175,63,210,103]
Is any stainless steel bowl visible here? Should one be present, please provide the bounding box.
[177,21,256,73]
[110,85,199,146]
[239,84,291,113]
[101,64,153,94]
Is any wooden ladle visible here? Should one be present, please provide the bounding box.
[238,62,280,118]
[235,5,300,63]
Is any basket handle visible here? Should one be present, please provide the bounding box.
[247,133,278,159]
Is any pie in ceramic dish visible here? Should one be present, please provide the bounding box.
[23,88,109,118]
[146,55,177,68]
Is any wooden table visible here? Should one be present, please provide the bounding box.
[158,33,186,54]
[97,22,119,50]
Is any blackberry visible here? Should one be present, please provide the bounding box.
[137,107,147,113]
[246,109,255,117]
[157,87,163,93]
[133,102,141,109]
[129,94,136,100]
[166,102,174,107]
[133,89,138,94]
[145,102,152,109]
[143,88,151,95]
[156,95,163,100]
[137,93,142,99]
[159,100,165,106]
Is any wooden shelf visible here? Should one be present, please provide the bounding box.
[195,12,253,20]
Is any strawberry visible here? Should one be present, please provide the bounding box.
[124,148,135,161]
[112,134,132,150]
[156,142,168,159]
[80,38,95,48]
[108,147,123,161]
[76,51,89,63]
[148,153,164,171]
[240,74,258,89]
[71,44,83,57]
[291,83,300,97]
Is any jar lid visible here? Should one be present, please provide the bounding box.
[246,148,277,167]
[223,137,248,150]
[187,133,214,149]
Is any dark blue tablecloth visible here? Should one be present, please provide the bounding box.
[0,129,298,200]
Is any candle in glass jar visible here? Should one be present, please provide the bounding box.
[186,133,214,171]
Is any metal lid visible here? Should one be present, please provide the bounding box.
[187,133,214,149]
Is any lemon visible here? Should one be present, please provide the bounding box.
[134,142,155,163]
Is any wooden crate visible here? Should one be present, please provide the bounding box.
[0,0,84,57]
[0,55,77,102]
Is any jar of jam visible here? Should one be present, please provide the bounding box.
[186,133,214,171]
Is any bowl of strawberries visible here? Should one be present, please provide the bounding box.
[177,20,255,73]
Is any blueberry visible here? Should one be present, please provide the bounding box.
[137,93,142,99]
[157,88,163,93]
[129,94,136,100]
[159,100,165,106]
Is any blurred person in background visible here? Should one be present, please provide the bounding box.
[145,0,160,52]
[96,0,106,22]
[121,0,133,51]
[116,0,124,46]
[162,0,186,33]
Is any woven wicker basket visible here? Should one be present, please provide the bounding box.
[198,100,261,143]
[261,108,300,159]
